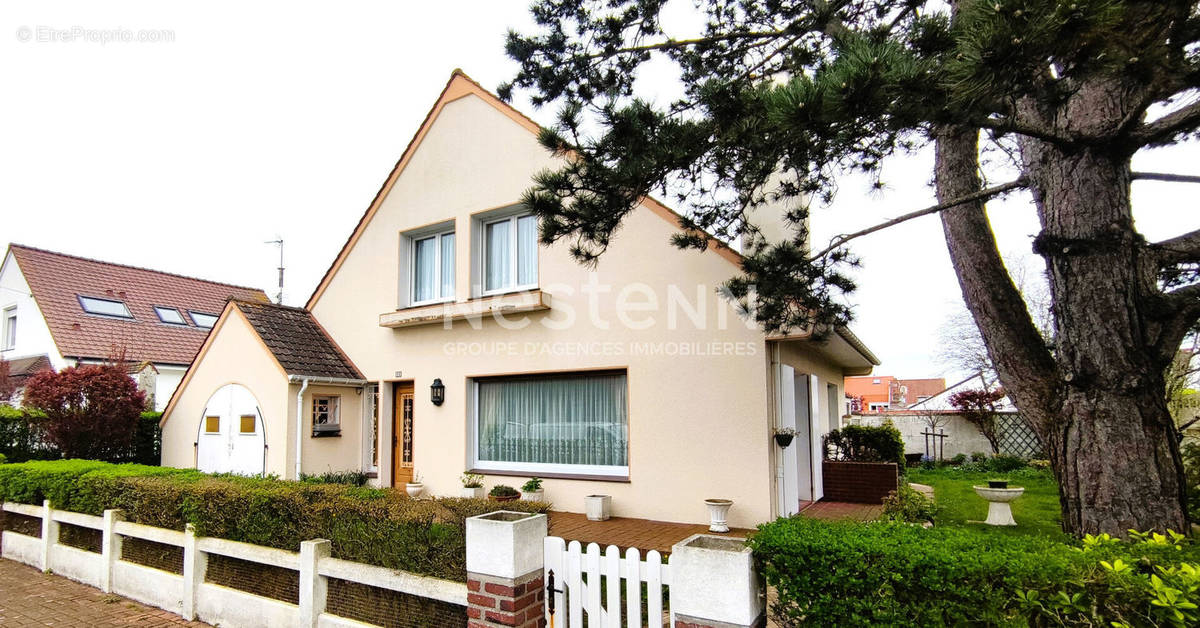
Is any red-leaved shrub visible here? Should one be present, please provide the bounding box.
[22,364,145,460]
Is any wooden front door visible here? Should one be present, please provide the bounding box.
[392,382,415,486]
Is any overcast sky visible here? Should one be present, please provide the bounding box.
[3,1,1198,381]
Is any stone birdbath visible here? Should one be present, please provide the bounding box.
[972,483,1025,526]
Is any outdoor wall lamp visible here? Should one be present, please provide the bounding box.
[430,378,445,406]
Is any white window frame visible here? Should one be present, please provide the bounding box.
[480,212,538,296]
[153,306,186,325]
[408,229,455,306]
[2,306,15,350]
[467,373,629,478]
[312,395,341,435]
[78,295,133,319]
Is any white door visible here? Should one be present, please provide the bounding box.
[776,365,823,514]
[196,384,265,475]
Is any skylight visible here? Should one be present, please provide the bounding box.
[189,311,218,328]
[154,306,186,325]
[78,296,132,319]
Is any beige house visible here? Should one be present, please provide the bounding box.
[160,71,878,527]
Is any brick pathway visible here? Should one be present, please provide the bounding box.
[0,557,209,627]
[547,511,755,554]
[798,500,884,521]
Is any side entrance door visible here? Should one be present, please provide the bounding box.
[776,365,824,516]
[392,382,415,486]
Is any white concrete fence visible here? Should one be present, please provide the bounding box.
[2,503,766,628]
[0,500,466,628]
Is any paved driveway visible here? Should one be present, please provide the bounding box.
[0,557,209,627]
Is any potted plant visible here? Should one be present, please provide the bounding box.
[460,472,484,498]
[773,427,796,448]
[488,484,520,502]
[520,477,544,501]
[405,471,424,498]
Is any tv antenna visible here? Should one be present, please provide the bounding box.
[265,238,284,304]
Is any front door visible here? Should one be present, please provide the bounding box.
[392,382,415,486]
[776,365,823,515]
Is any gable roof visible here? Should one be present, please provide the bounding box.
[6,244,270,365]
[304,69,742,311]
[233,301,363,380]
[5,354,52,385]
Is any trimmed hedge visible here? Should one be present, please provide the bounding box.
[823,423,905,472]
[750,517,1200,626]
[0,407,160,465]
[0,460,548,581]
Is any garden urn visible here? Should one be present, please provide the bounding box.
[705,498,734,533]
[972,485,1024,526]
[406,482,425,498]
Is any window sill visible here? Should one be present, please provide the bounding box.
[379,290,548,328]
[468,468,630,483]
[311,431,341,438]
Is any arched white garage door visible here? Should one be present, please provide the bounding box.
[197,384,266,475]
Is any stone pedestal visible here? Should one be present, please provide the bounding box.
[973,486,1025,526]
[670,534,764,628]
[465,511,548,628]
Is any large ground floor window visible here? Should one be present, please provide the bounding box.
[471,370,628,477]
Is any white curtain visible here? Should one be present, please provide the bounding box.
[485,220,511,291]
[413,236,436,302]
[477,373,628,467]
[440,233,455,297]
[517,215,537,286]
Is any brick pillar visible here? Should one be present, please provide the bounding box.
[464,511,548,628]
[671,534,764,628]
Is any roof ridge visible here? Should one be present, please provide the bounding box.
[8,243,268,295]
[232,299,308,312]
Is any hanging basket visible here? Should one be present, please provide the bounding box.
[774,432,795,448]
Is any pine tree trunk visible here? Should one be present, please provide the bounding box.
[935,112,1190,534]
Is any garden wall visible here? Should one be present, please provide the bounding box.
[822,461,898,503]
[848,411,1042,459]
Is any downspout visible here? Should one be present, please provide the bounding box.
[295,378,309,480]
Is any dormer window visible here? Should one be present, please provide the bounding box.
[154,306,186,325]
[78,295,133,319]
[189,311,218,328]
[482,212,537,294]
[410,230,455,304]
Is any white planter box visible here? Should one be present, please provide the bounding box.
[584,495,611,521]
[671,534,763,626]
[461,486,484,499]
[465,511,547,579]
[520,489,544,502]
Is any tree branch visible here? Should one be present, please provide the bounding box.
[582,30,790,59]
[809,178,1027,260]
[1130,100,1200,147]
[1153,228,1200,265]
[1132,171,1200,184]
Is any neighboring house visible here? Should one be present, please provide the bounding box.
[160,71,879,528]
[845,375,946,411]
[0,244,270,410]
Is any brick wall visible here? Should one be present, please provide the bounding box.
[822,461,899,504]
[467,570,544,628]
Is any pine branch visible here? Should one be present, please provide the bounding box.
[1131,101,1200,147]
[1153,228,1200,266]
[809,178,1027,261]
[582,30,791,59]
[1132,171,1200,184]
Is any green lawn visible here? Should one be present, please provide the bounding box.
[907,467,1067,540]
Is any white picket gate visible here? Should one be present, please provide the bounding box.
[543,536,672,628]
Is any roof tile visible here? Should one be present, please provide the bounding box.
[234,301,362,380]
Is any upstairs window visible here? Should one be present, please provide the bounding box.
[154,306,186,325]
[189,311,218,328]
[483,213,537,294]
[79,296,133,319]
[411,230,455,304]
[2,307,15,350]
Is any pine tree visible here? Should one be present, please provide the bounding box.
[503,0,1200,535]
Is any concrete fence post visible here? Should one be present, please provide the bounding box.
[670,534,765,628]
[464,511,547,628]
[299,539,331,627]
[182,523,206,621]
[100,509,124,593]
[40,499,58,573]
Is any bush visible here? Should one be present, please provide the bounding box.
[750,517,1200,627]
[823,424,905,472]
[0,460,548,581]
[300,470,370,486]
[988,454,1028,473]
[0,453,6,464]
[489,484,519,498]
[881,483,937,523]
[949,453,967,466]
[970,451,988,463]
[0,406,159,465]
[22,365,145,460]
